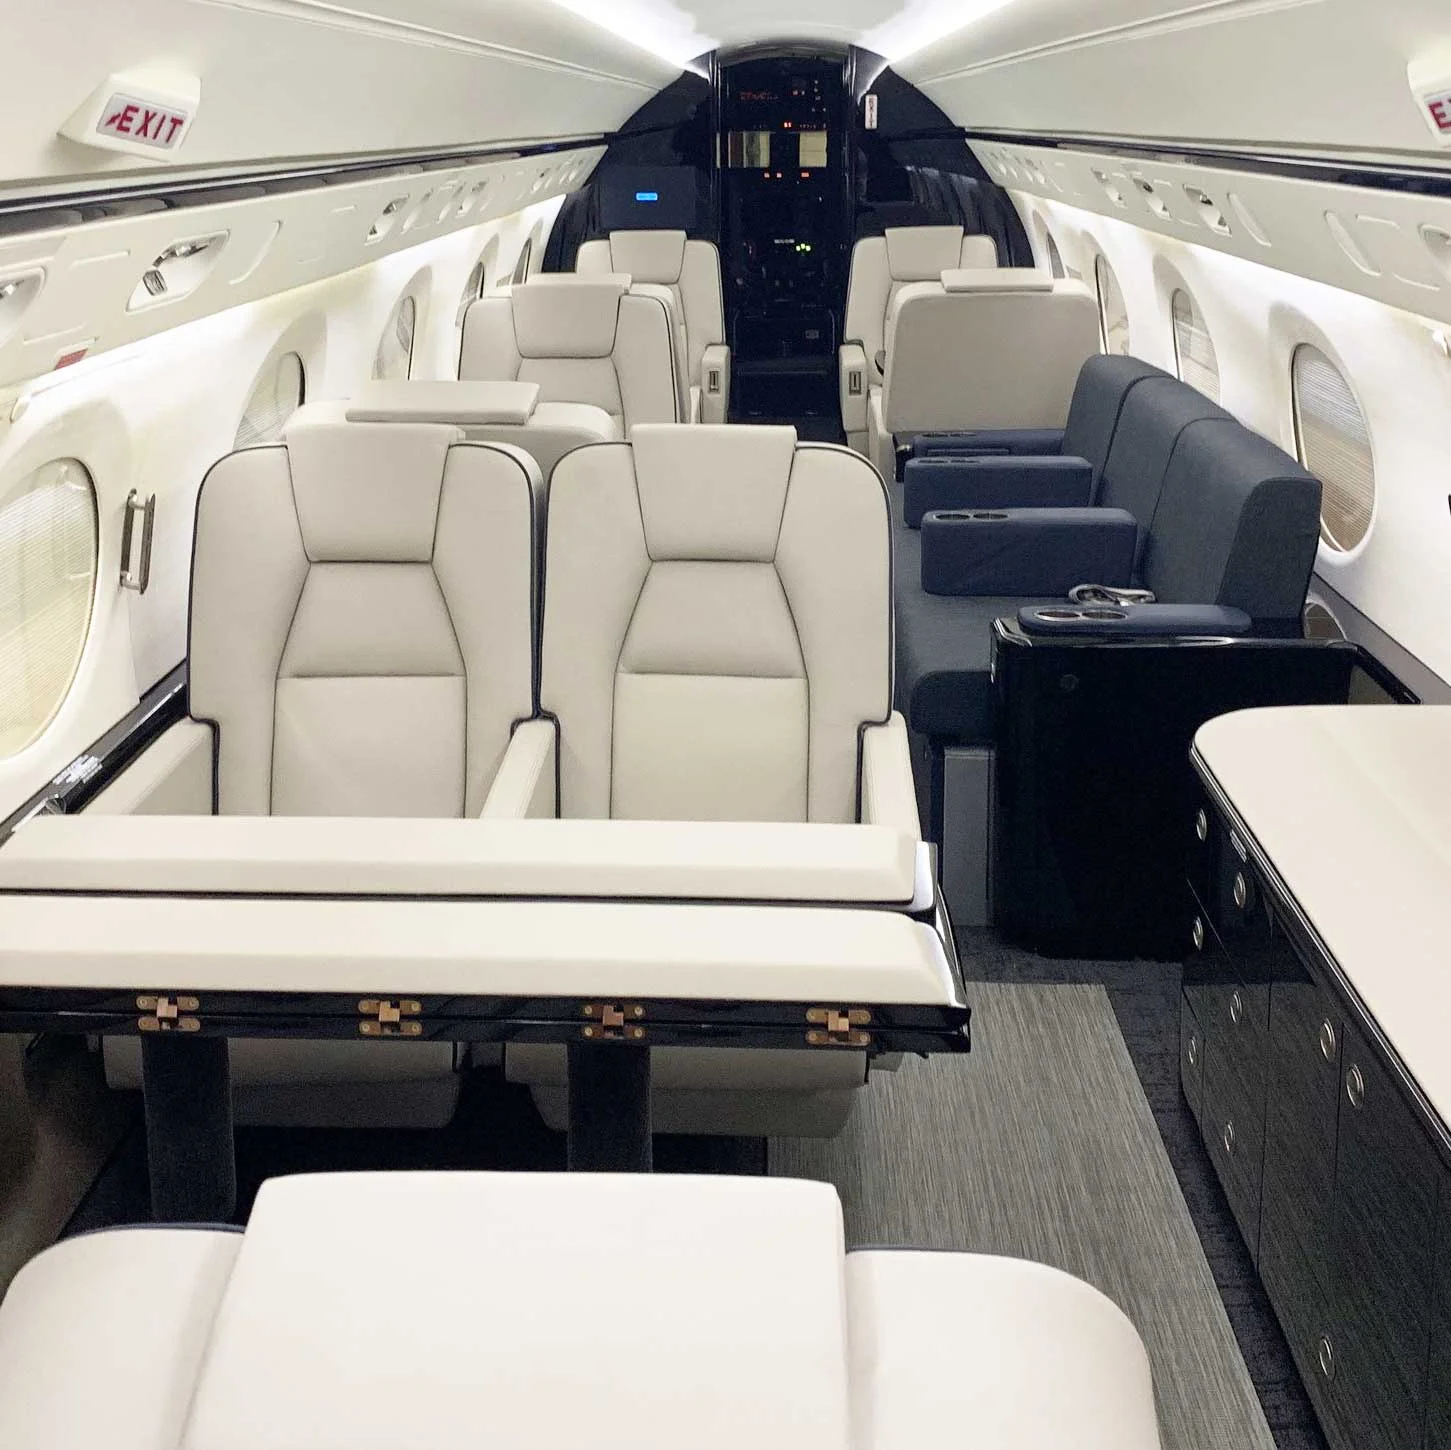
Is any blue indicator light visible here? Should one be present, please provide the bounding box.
[635,191,659,202]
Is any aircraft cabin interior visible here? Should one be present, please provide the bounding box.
[1,3,1451,1447]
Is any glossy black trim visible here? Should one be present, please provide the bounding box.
[0,663,188,846]
[1192,751,1451,1169]
[958,127,1451,198]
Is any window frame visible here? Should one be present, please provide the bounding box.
[1290,342,1377,554]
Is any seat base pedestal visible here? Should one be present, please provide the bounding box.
[567,1043,652,1172]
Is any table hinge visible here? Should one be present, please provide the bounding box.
[358,999,423,1037]
[581,1003,647,1041]
[805,1007,872,1048]
[137,994,201,1033]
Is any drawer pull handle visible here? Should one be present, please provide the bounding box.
[1192,918,1205,952]
[1187,1034,1199,1067]
[1346,1064,1365,1110]
[1195,809,1208,843]
[1319,1020,1337,1063]
[1233,872,1248,910]
[1223,1120,1236,1155]
[1230,990,1244,1025]
[1316,1334,1335,1380]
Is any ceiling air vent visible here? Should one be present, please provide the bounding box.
[367,198,408,244]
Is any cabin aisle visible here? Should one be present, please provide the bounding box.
[772,969,1323,1450]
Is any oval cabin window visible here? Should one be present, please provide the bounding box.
[456,257,488,329]
[1170,288,1220,402]
[235,351,306,449]
[1292,344,1376,552]
[1095,256,1131,356]
[0,459,99,759]
[374,294,418,381]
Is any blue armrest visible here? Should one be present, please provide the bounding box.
[920,508,1137,598]
[1017,604,1254,637]
[910,428,1067,460]
[904,455,1095,527]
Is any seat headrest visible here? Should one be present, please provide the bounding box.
[941,268,1054,294]
[630,424,799,562]
[884,226,965,281]
[606,229,689,284]
[511,275,630,358]
[344,380,541,426]
[283,419,461,563]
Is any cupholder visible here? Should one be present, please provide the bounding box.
[933,511,1009,522]
[1036,608,1083,621]
[1080,607,1127,620]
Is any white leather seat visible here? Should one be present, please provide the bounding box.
[841,226,999,454]
[306,381,619,499]
[577,229,730,423]
[460,272,682,432]
[507,424,922,1135]
[0,1173,1163,1450]
[867,268,1101,480]
[94,420,540,1127]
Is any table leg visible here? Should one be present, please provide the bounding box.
[141,1034,236,1223]
[566,1044,652,1172]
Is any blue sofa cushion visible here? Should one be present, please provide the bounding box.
[903,456,1094,525]
[920,508,1137,597]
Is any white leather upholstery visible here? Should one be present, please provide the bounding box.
[99,422,537,1123]
[843,227,999,386]
[577,231,729,421]
[316,385,617,497]
[866,275,1101,475]
[522,424,903,1134]
[541,426,892,824]
[0,1174,1163,1450]
[460,274,680,430]
[191,421,535,818]
[84,719,214,816]
[0,815,923,905]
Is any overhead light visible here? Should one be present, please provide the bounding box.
[864,0,1020,64]
[546,0,712,67]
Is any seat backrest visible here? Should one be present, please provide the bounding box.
[629,280,693,421]
[1142,419,1322,623]
[460,274,680,429]
[577,231,725,386]
[189,421,536,818]
[845,226,999,381]
[882,272,1100,436]
[1059,356,1172,483]
[1095,376,1232,539]
[541,426,891,824]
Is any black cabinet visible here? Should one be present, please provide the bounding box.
[1325,1024,1439,1450]
[1186,793,1451,1450]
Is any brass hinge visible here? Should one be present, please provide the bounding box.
[358,999,423,1037]
[581,1003,647,1041]
[805,1007,872,1048]
[137,994,201,1033]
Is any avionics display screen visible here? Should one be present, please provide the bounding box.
[727,130,828,170]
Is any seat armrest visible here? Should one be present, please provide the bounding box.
[700,343,731,425]
[839,343,869,435]
[860,713,922,840]
[1017,603,1253,637]
[904,456,1094,526]
[868,390,895,480]
[480,719,557,819]
[910,428,1066,460]
[920,508,1137,597]
[82,720,214,816]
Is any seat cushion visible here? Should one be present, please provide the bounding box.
[848,1251,1161,1450]
[892,506,1055,743]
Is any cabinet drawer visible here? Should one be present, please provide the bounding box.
[1204,1027,1267,1258]
[1260,1199,1345,1448]
[1426,1182,1451,1450]
[1180,989,1205,1125]
[1329,1023,1439,1450]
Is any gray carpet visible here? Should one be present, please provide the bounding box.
[772,982,1275,1450]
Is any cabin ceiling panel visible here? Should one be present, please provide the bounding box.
[0,148,603,394]
[901,0,1451,165]
[4,1,675,188]
[973,136,1451,329]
